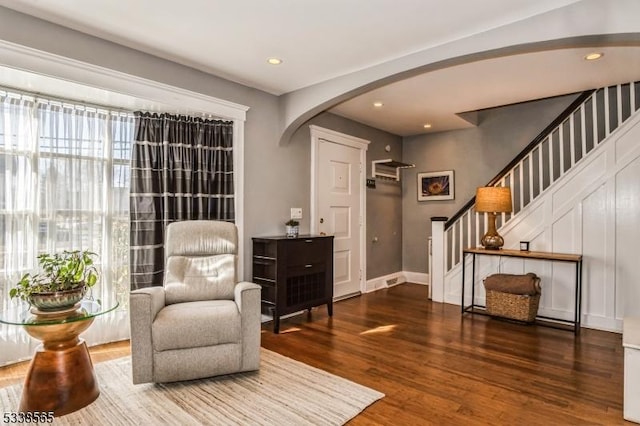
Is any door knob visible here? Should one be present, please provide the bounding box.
[320,218,324,224]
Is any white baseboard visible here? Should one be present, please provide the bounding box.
[365,271,430,293]
[261,309,313,324]
[403,271,429,285]
[583,314,622,333]
[365,271,406,293]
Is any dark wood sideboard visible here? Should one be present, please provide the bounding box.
[252,235,334,333]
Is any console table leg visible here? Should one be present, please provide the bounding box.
[461,252,466,313]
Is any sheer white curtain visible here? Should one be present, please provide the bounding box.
[0,90,133,366]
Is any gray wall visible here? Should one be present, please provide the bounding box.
[401,94,579,273]
[289,112,403,279]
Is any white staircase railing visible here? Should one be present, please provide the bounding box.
[443,81,639,273]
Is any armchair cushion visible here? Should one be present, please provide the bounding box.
[152,300,241,352]
[165,220,237,258]
[165,254,236,304]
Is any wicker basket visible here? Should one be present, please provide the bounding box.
[485,290,540,323]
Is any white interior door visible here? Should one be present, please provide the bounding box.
[317,139,362,299]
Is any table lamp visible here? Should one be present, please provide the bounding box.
[475,186,513,250]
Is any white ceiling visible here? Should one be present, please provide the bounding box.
[331,46,640,136]
[0,0,638,136]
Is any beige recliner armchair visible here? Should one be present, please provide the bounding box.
[129,220,261,384]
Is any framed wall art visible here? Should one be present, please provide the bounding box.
[417,170,454,201]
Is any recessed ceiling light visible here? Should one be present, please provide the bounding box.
[373,101,384,108]
[267,57,283,65]
[423,124,432,129]
[584,52,604,61]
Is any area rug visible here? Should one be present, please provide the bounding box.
[0,348,383,425]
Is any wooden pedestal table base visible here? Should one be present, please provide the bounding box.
[21,312,99,416]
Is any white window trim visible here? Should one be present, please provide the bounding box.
[0,40,250,279]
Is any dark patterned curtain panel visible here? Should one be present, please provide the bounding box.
[130,112,234,289]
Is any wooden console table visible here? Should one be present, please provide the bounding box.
[461,247,582,334]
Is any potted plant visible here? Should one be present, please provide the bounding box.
[285,219,300,238]
[9,250,99,311]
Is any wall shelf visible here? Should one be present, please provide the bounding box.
[372,159,415,181]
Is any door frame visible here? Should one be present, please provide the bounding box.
[309,125,369,296]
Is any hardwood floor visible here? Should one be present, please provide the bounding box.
[261,284,628,425]
[0,283,628,424]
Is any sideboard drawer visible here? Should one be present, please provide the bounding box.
[286,262,326,277]
[284,238,327,264]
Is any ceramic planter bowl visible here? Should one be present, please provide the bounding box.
[28,286,86,311]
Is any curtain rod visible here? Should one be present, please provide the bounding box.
[0,83,228,121]
[0,83,136,116]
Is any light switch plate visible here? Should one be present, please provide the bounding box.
[290,207,303,219]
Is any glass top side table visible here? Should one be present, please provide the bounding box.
[0,298,119,417]
[0,299,119,326]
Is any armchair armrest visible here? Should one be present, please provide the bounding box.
[234,281,261,372]
[129,286,166,384]
[234,281,261,313]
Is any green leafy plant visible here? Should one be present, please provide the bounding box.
[285,219,299,226]
[9,250,99,302]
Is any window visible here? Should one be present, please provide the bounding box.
[0,90,133,365]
